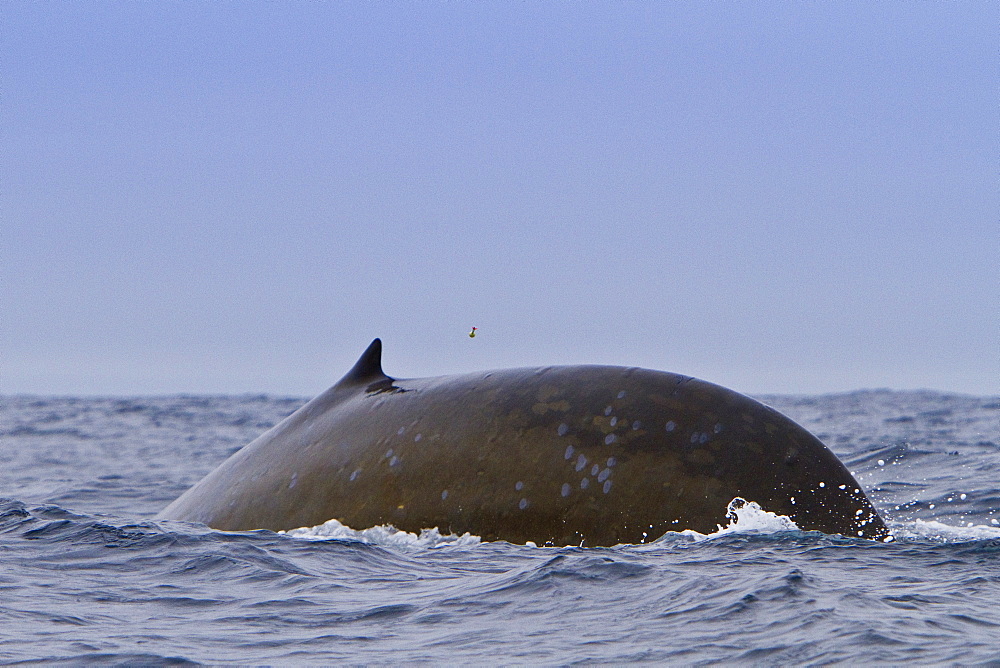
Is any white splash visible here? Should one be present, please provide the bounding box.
[712,497,799,536]
[281,518,481,549]
[280,498,802,550]
[653,497,800,544]
[890,519,1000,542]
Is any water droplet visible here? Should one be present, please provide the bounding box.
[877,459,885,466]
[960,493,967,500]
[819,482,825,488]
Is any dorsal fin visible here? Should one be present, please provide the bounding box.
[336,338,391,387]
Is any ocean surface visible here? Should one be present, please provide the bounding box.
[1,390,998,665]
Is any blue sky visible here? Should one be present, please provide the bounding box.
[3,2,997,396]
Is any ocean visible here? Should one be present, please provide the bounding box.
[1,390,998,664]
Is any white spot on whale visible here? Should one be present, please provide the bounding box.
[603,480,612,494]
[414,433,422,442]
[610,416,618,427]
[604,406,613,416]
[397,427,406,436]
[607,457,617,467]
[561,483,571,497]
[581,478,590,489]
[441,490,448,500]
[515,481,524,491]
[519,498,529,510]
[385,449,394,458]
[591,464,599,476]
[576,454,588,471]
[617,390,626,399]
[350,469,360,481]
[289,473,297,489]
[558,423,569,436]
[632,421,641,430]
[666,421,676,432]
[598,468,611,483]
[389,456,399,467]
[605,434,617,445]
[565,445,575,460]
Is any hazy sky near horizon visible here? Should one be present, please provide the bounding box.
[3,2,997,396]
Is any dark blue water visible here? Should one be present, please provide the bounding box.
[2,391,999,664]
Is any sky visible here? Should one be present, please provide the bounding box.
[2,1,997,397]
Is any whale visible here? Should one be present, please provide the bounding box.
[157,339,890,544]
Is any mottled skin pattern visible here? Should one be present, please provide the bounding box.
[157,340,889,545]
